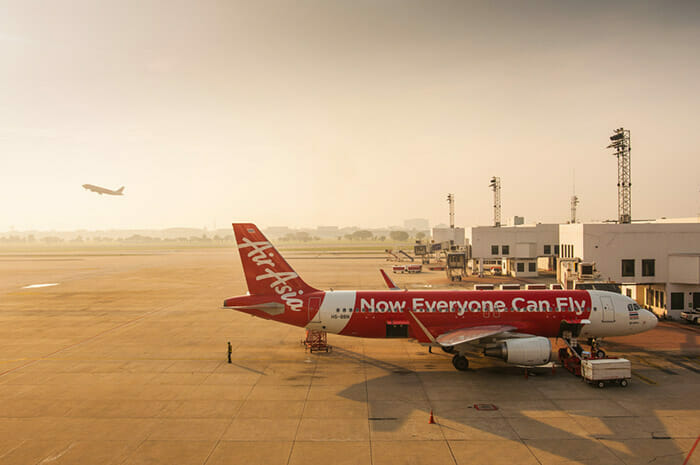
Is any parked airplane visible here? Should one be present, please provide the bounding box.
[224,223,658,370]
[82,184,124,196]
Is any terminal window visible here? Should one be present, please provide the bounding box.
[517,262,525,272]
[642,259,655,277]
[544,245,551,255]
[502,245,510,255]
[554,244,560,256]
[528,262,536,272]
[671,292,684,310]
[621,259,635,277]
[491,245,498,255]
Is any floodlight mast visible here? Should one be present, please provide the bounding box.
[607,128,631,224]
[570,195,579,223]
[489,177,501,227]
[446,193,455,228]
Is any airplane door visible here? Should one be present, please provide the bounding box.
[308,297,322,323]
[601,295,615,322]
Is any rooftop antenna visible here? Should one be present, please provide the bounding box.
[489,177,501,227]
[446,193,455,228]
[570,169,579,224]
[607,128,631,223]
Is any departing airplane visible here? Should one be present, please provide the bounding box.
[223,223,658,371]
[82,184,124,196]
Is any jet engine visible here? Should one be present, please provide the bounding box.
[483,337,551,366]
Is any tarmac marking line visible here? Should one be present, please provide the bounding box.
[666,358,700,374]
[636,356,678,375]
[684,435,700,465]
[0,303,174,378]
[631,371,657,385]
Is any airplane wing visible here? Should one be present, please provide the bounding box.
[562,318,591,325]
[379,269,400,290]
[406,310,518,346]
[436,325,518,347]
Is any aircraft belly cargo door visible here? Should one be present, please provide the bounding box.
[601,295,615,322]
[308,297,322,323]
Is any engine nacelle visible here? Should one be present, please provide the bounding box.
[483,337,551,366]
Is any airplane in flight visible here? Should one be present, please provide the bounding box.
[224,223,658,371]
[82,184,125,196]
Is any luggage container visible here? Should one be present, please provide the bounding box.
[581,358,631,388]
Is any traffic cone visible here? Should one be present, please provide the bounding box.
[428,410,435,424]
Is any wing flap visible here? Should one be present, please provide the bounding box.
[436,325,517,347]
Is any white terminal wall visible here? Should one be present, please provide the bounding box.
[668,255,700,285]
[432,227,466,247]
[471,224,559,258]
[558,223,700,284]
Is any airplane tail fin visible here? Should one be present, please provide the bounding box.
[116,186,125,194]
[232,223,318,297]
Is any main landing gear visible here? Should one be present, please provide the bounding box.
[452,354,469,371]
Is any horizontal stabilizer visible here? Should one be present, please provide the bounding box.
[380,269,400,290]
[223,301,285,316]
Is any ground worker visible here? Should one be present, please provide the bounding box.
[227,341,232,363]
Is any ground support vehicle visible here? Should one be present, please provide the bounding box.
[581,358,631,388]
[681,310,700,325]
[303,330,331,353]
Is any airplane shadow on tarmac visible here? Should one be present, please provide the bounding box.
[330,346,690,464]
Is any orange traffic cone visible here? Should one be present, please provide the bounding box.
[428,410,435,424]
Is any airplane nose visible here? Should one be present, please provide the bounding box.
[643,309,658,329]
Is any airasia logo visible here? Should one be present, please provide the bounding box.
[238,237,303,311]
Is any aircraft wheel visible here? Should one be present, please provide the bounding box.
[442,346,455,354]
[597,381,605,389]
[595,349,606,359]
[452,355,469,371]
[620,379,629,387]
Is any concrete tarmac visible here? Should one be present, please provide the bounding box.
[0,248,699,465]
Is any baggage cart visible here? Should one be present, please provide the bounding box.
[581,358,631,388]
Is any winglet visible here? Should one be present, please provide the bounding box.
[380,269,400,290]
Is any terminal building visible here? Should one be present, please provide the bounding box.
[470,219,700,319]
[433,226,466,247]
[470,223,559,277]
[559,221,700,319]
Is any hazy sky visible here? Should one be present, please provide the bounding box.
[2,0,699,231]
